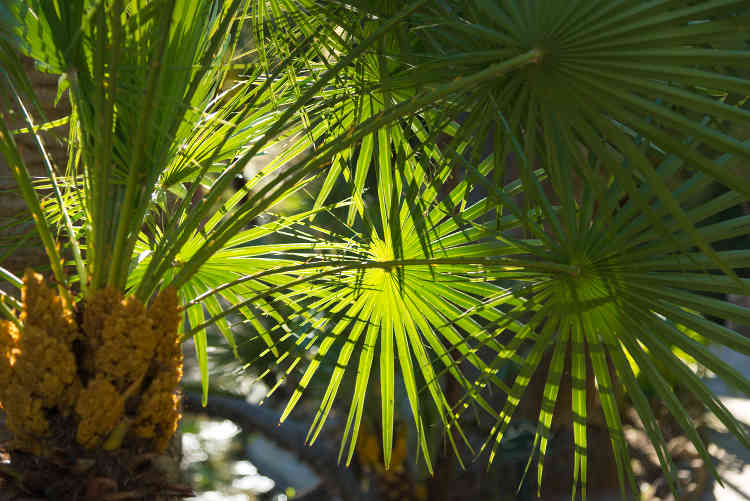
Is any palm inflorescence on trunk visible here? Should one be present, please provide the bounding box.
[0,1,750,500]
[0,271,184,498]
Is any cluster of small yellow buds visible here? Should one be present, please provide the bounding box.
[77,286,183,451]
[2,388,48,437]
[135,286,184,451]
[12,324,77,409]
[87,291,157,391]
[75,376,125,448]
[0,320,19,386]
[0,271,79,446]
[0,270,183,454]
[21,269,78,344]
[1,320,49,442]
[82,286,121,345]
[133,371,182,452]
[149,286,183,375]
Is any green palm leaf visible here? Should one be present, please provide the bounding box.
[3,1,750,498]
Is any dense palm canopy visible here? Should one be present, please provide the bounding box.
[1,0,749,499]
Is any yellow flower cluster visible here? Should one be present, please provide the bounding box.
[88,292,156,391]
[76,286,182,450]
[0,271,79,445]
[12,324,77,408]
[0,320,19,386]
[133,371,181,452]
[2,388,48,437]
[133,287,183,452]
[149,287,182,374]
[1,322,48,440]
[0,272,183,454]
[20,269,77,344]
[82,287,121,347]
[75,376,125,448]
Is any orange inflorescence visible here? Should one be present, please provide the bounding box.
[149,287,183,374]
[92,294,156,391]
[2,389,49,437]
[1,321,49,445]
[0,320,19,390]
[149,287,181,343]
[82,287,122,348]
[133,371,182,452]
[75,376,125,448]
[21,269,78,344]
[12,324,77,408]
[0,272,183,453]
[0,272,80,445]
[135,287,183,452]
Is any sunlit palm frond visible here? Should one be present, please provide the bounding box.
[229,149,555,471]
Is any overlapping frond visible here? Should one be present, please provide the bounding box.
[404,1,750,273]
[253,164,539,471]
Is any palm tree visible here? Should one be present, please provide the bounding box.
[1,0,749,499]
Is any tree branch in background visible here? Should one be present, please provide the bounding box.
[182,390,371,501]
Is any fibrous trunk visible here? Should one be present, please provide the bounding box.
[0,270,190,500]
